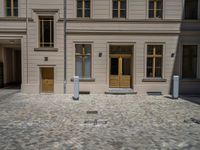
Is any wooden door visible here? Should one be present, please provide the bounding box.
[41,68,54,93]
[110,55,132,88]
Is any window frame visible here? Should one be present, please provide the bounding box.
[148,0,163,19]
[75,43,92,79]
[145,43,165,79]
[76,0,91,18]
[182,45,198,79]
[5,0,18,17]
[38,16,54,48]
[112,0,127,18]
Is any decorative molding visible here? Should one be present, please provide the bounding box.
[34,48,58,52]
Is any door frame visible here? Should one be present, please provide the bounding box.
[39,66,55,93]
[107,43,135,89]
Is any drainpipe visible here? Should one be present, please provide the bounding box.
[64,0,67,94]
[26,0,28,84]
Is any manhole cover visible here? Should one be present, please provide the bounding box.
[86,110,98,114]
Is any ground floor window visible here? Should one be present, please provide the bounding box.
[75,44,91,78]
[182,45,197,79]
[147,45,163,78]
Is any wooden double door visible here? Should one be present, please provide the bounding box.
[41,68,54,93]
[110,54,132,88]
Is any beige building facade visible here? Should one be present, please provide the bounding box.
[0,0,200,94]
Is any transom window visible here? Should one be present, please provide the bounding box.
[77,0,90,18]
[182,45,197,79]
[149,0,163,19]
[184,0,198,20]
[113,0,126,18]
[39,16,54,47]
[75,44,91,78]
[147,45,163,78]
[5,0,18,17]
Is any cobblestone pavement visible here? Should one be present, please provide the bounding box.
[0,90,200,150]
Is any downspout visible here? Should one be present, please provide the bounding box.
[64,0,67,94]
[26,0,28,84]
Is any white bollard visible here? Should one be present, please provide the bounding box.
[73,76,79,100]
[173,75,179,99]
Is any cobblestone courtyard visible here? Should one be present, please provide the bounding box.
[0,90,200,150]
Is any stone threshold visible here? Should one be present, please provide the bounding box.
[105,88,137,95]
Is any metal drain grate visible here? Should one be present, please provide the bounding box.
[84,119,107,126]
[86,110,98,114]
[184,118,200,125]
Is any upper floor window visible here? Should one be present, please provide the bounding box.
[147,45,163,78]
[5,0,18,17]
[75,44,91,78]
[149,0,163,19]
[184,0,198,20]
[77,0,90,18]
[39,16,54,47]
[182,45,197,79]
[113,0,126,18]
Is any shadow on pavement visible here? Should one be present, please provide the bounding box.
[180,95,200,105]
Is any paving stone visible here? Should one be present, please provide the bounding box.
[0,91,200,149]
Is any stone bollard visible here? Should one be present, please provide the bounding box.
[73,76,79,100]
[173,75,179,99]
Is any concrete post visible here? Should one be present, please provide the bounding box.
[73,76,79,100]
[173,75,179,99]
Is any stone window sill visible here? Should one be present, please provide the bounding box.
[181,79,200,82]
[71,78,95,82]
[34,48,58,52]
[142,78,167,82]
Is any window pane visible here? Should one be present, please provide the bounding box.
[147,45,154,55]
[85,10,90,17]
[147,68,153,77]
[85,56,91,78]
[113,0,118,9]
[76,56,83,77]
[157,0,162,9]
[6,0,11,7]
[155,45,163,55]
[14,8,18,16]
[85,0,90,9]
[184,0,198,19]
[155,68,162,77]
[7,8,11,16]
[85,44,91,54]
[14,0,18,7]
[156,10,162,18]
[120,0,126,9]
[111,58,118,75]
[120,10,126,18]
[77,0,82,8]
[43,21,50,43]
[77,9,82,17]
[147,58,153,68]
[75,44,83,54]
[113,10,118,18]
[149,10,154,18]
[149,0,154,10]
[182,45,197,78]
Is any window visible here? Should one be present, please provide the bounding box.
[39,16,54,47]
[184,0,198,19]
[77,0,90,18]
[75,44,91,78]
[147,45,163,78]
[182,45,197,79]
[113,0,126,18]
[5,0,18,17]
[149,0,163,19]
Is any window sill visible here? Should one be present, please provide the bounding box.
[181,79,200,82]
[34,48,58,52]
[142,78,167,82]
[71,78,95,82]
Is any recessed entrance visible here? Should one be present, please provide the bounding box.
[109,45,133,88]
[40,68,54,93]
[0,39,21,89]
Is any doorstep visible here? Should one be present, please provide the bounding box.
[105,88,137,95]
